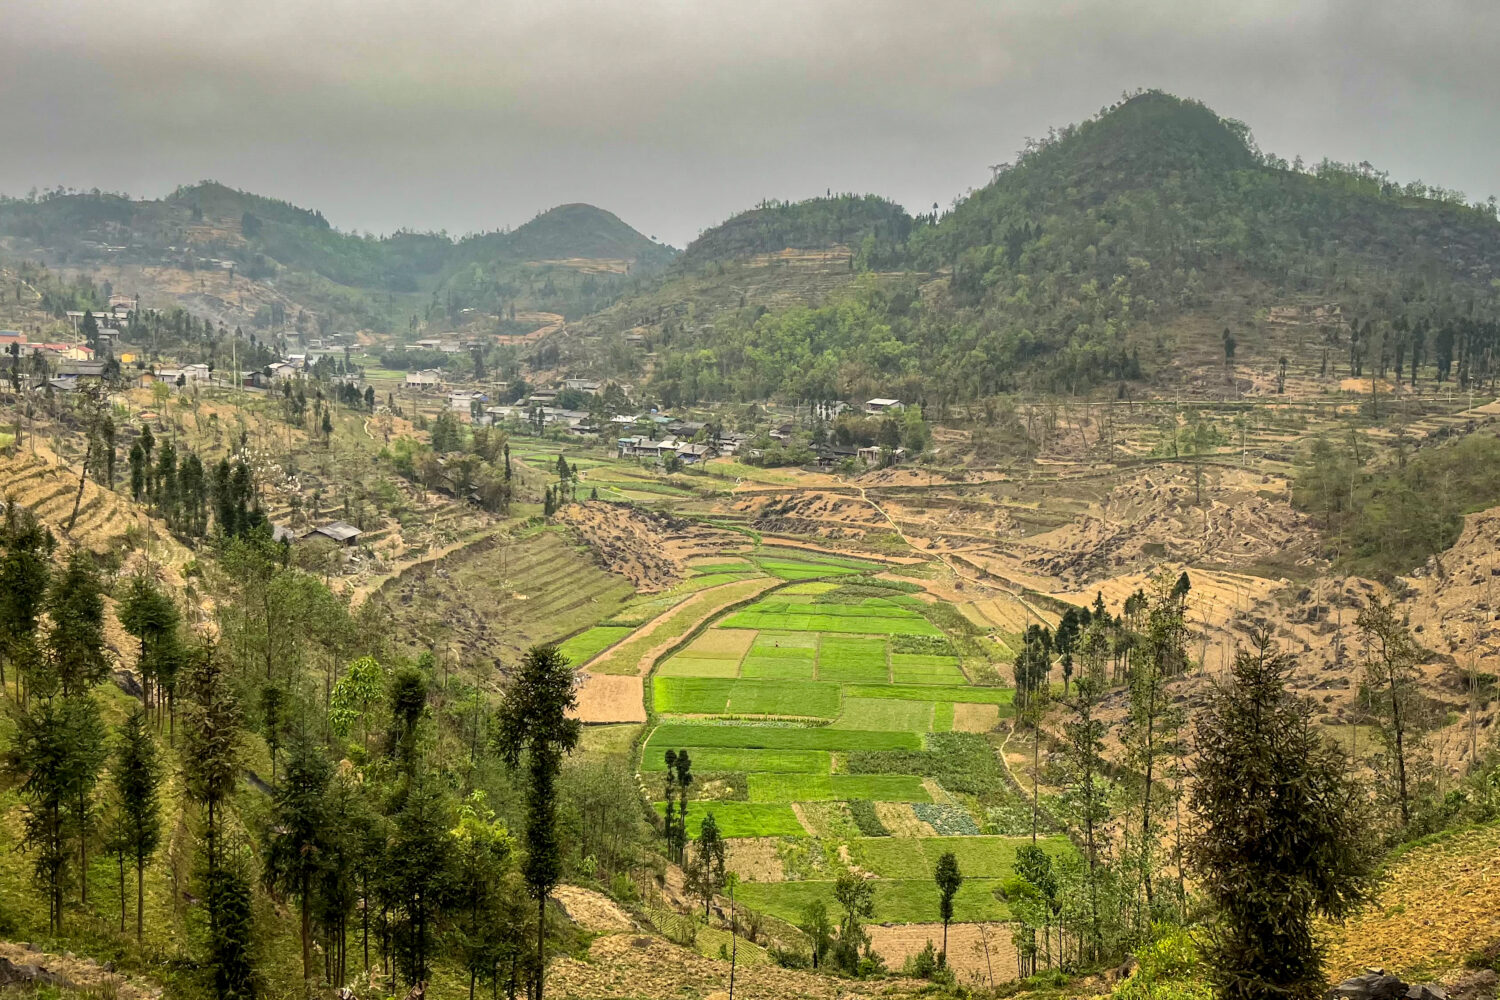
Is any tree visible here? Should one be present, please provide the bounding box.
[108,707,163,940]
[1121,572,1186,924]
[0,500,53,698]
[831,871,875,973]
[1189,630,1376,1000]
[129,441,146,500]
[494,644,581,1000]
[799,900,833,970]
[118,573,180,716]
[264,732,332,984]
[204,845,258,1000]
[1356,599,1424,825]
[451,791,513,1000]
[672,750,693,864]
[1057,620,1113,963]
[934,851,963,966]
[181,646,240,870]
[388,768,455,986]
[6,700,73,932]
[46,551,110,697]
[686,812,727,917]
[259,684,285,781]
[62,694,108,907]
[329,655,384,753]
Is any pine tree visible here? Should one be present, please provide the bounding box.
[129,442,146,501]
[1058,620,1113,962]
[1356,599,1424,825]
[686,812,726,917]
[6,699,73,932]
[264,732,331,984]
[388,769,454,986]
[118,573,180,716]
[1189,630,1376,1000]
[0,501,53,698]
[108,707,162,940]
[495,644,581,1000]
[45,551,110,697]
[204,845,258,1000]
[62,694,108,907]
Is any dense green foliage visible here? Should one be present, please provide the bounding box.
[1294,431,1500,578]
[623,91,1500,407]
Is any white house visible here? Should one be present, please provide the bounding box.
[865,398,904,414]
[448,390,489,414]
[404,370,443,390]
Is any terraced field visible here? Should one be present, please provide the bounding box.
[639,568,1049,930]
[371,527,637,682]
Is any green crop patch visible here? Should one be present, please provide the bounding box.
[746,773,931,803]
[641,747,830,773]
[556,625,633,665]
[831,697,932,732]
[734,878,1011,924]
[817,636,889,684]
[850,835,1074,880]
[932,702,955,732]
[844,684,1013,706]
[890,653,967,684]
[739,631,817,679]
[652,801,805,838]
[657,656,743,678]
[652,678,840,718]
[722,601,941,637]
[648,723,921,752]
[778,581,841,595]
[753,558,865,581]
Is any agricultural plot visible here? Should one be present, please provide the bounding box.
[641,747,831,773]
[557,625,633,665]
[721,600,942,636]
[652,677,841,717]
[890,653,966,685]
[844,683,1013,707]
[648,723,920,752]
[652,801,805,838]
[830,697,933,732]
[739,632,818,679]
[850,836,1074,879]
[816,636,890,683]
[655,629,755,678]
[746,774,931,803]
[734,877,1013,924]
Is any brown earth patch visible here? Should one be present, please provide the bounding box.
[553,885,637,933]
[873,802,936,837]
[867,923,1019,988]
[571,673,646,724]
[549,932,921,1000]
[952,703,1000,733]
[724,838,786,883]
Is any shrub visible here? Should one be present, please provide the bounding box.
[902,940,940,979]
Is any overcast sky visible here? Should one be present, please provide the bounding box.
[2,0,1496,248]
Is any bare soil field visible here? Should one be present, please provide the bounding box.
[549,932,922,1000]
[571,673,646,724]
[867,922,1019,988]
[552,885,637,932]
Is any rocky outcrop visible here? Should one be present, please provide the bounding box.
[1330,970,1449,1000]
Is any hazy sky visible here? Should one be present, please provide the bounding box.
[2,0,1496,247]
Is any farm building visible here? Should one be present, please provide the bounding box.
[309,521,363,546]
[404,370,443,390]
[865,397,904,414]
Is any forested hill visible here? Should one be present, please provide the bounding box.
[0,182,675,331]
[576,91,1500,408]
[680,194,914,268]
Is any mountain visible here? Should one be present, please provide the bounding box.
[569,91,1500,407]
[0,182,674,333]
